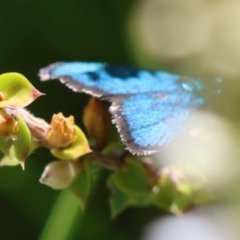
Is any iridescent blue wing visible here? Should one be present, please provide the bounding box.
[39,62,206,155]
[39,62,188,96]
[109,92,204,154]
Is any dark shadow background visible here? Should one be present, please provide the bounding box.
[0,1,164,239]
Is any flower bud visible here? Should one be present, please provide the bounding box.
[39,160,81,189]
[83,97,111,149]
[0,109,18,137]
[47,113,76,148]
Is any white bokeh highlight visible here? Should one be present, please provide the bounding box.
[128,0,240,77]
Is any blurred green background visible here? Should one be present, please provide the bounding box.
[1,0,240,239]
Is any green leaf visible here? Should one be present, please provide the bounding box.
[51,126,92,160]
[0,73,44,108]
[9,115,31,169]
[112,158,150,194]
[152,168,192,214]
[69,159,91,209]
[0,137,13,155]
[101,141,125,156]
[172,182,192,214]
[0,155,19,167]
[130,193,152,206]
[108,175,132,218]
[108,174,152,218]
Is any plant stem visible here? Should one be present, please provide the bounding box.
[6,108,124,170]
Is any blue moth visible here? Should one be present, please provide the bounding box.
[39,62,221,155]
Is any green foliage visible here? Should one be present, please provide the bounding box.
[0,73,43,108]
[8,115,31,168]
[69,159,91,209]
[0,73,38,168]
[0,135,13,156]
[152,168,192,214]
[107,158,153,217]
[108,174,152,218]
[111,158,150,194]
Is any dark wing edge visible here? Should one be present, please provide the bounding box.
[38,62,105,97]
[109,99,159,155]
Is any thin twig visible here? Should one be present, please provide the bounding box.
[6,108,53,147]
